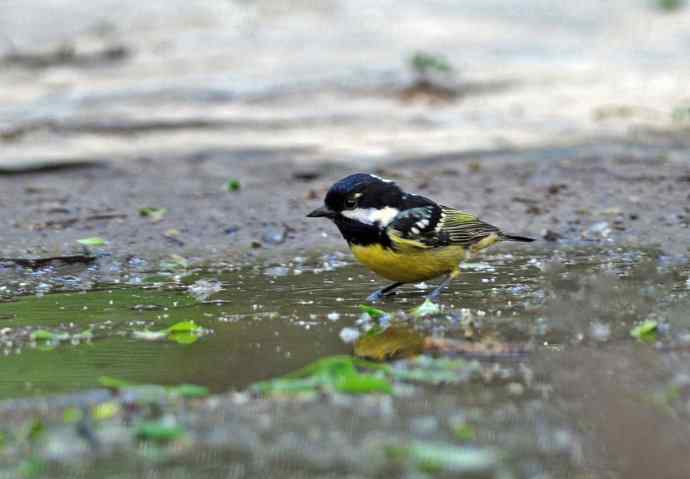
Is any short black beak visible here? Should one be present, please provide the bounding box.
[307,206,335,219]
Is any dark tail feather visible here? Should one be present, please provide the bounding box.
[502,234,535,242]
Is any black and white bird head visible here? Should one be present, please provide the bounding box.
[307,173,406,228]
[307,173,438,246]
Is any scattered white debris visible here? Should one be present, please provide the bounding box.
[339,327,360,343]
[327,312,340,321]
[187,279,223,301]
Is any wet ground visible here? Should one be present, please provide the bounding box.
[2,0,690,477]
[0,245,689,478]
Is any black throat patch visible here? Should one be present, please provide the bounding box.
[333,217,392,248]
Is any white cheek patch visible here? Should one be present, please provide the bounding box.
[342,207,400,226]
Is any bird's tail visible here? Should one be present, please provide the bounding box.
[502,233,535,242]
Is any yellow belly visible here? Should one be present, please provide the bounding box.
[350,243,466,283]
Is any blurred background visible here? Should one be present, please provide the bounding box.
[1,0,689,170]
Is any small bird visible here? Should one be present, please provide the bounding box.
[307,173,534,302]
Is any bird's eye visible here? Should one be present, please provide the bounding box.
[344,198,358,209]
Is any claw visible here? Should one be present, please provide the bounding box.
[367,291,384,303]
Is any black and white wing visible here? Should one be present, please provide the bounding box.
[387,205,501,249]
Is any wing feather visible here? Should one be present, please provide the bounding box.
[387,205,501,249]
[439,206,500,246]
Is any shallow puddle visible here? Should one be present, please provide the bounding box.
[0,245,687,400]
[1,245,689,477]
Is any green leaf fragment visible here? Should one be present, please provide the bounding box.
[166,320,200,333]
[132,320,203,343]
[168,384,209,398]
[77,237,106,247]
[92,401,120,421]
[359,304,387,319]
[454,423,476,442]
[139,207,168,222]
[30,330,56,341]
[630,320,658,341]
[227,178,241,192]
[63,407,84,423]
[410,52,453,76]
[18,457,45,478]
[252,355,393,396]
[134,421,184,443]
[98,375,132,390]
[410,299,442,318]
[335,373,393,394]
[388,441,497,474]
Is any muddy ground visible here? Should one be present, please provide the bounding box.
[1,137,689,264]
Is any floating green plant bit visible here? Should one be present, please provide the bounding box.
[168,384,209,399]
[18,457,45,478]
[134,421,185,443]
[98,376,208,400]
[98,376,132,390]
[359,304,387,319]
[92,401,120,421]
[30,329,61,341]
[226,178,241,192]
[76,237,106,247]
[386,440,498,475]
[410,299,441,318]
[132,320,205,344]
[139,207,168,222]
[251,355,393,396]
[410,51,453,76]
[657,0,685,12]
[63,407,83,424]
[630,319,658,342]
[454,423,477,442]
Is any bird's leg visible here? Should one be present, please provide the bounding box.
[426,268,461,302]
[367,282,404,303]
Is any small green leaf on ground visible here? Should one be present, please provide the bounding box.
[30,330,57,341]
[251,355,393,396]
[166,320,200,334]
[168,384,209,398]
[132,320,204,344]
[335,374,393,395]
[656,0,685,12]
[411,299,441,318]
[139,207,167,222]
[454,423,476,442]
[227,178,241,192]
[18,457,45,478]
[93,401,120,421]
[98,376,132,390]
[22,419,45,443]
[77,237,106,247]
[63,407,83,424]
[386,441,497,474]
[630,319,658,341]
[410,51,453,76]
[134,421,184,443]
[359,305,387,319]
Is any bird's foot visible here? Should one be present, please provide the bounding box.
[366,288,398,303]
[366,290,386,303]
